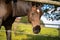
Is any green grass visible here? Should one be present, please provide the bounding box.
[0,23,60,40]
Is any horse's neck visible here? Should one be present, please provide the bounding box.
[0,0,5,3]
[0,0,7,2]
[13,1,31,17]
[0,0,11,4]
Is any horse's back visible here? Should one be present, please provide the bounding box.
[0,2,7,18]
[0,0,12,20]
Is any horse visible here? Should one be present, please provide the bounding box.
[0,0,43,40]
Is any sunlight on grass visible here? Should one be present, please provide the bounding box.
[40,27,58,36]
[0,23,60,40]
[12,23,59,36]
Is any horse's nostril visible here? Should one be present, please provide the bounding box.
[33,25,41,34]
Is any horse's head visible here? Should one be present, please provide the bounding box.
[12,0,43,34]
[28,5,43,34]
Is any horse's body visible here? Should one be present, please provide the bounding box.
[0,0,43,40]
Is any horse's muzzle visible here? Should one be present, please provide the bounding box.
[33,25,41,34]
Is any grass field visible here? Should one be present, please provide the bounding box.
[0,23,60,40]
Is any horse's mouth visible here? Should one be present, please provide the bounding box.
[33,25,41,34]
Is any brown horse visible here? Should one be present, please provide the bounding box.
[0,0,43,40]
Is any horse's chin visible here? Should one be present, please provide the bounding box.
[33,25,41,34]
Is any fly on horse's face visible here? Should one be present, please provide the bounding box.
[28,5,43,34]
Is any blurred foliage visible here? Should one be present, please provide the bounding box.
[20,16,29,23]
